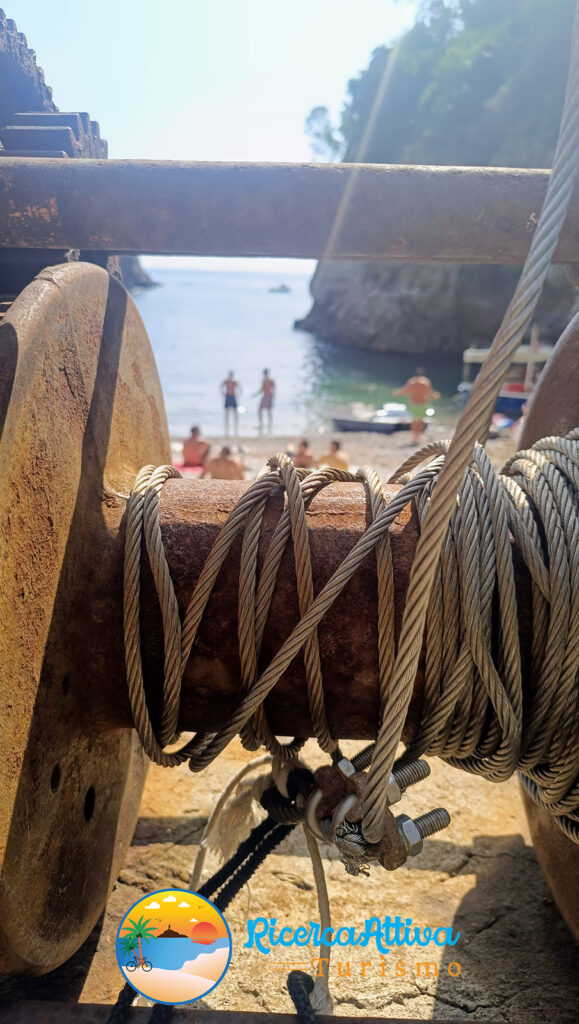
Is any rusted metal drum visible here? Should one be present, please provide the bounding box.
[519,311,579,943]
[0,263,171,973]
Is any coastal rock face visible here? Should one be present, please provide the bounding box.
[296,261,576,353]
[119,256,157,291]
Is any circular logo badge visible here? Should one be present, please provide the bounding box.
[116,888,232,1005]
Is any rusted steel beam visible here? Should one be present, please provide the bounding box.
[0,158,576,263]
[0,1002,483,1024]
[94,479,532,743]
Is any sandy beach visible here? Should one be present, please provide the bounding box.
[122,946,229,1004]
[173,422,518,482]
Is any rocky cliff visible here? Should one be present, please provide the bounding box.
[295,261,576,354]
[119,256,158,292]
[298,0,577,354]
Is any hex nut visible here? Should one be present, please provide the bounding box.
[385,774,403,806]
[397,813,423,857]
[337,757,356,778]
[369,807,408,871]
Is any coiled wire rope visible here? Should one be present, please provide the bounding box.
[124,433,579,846]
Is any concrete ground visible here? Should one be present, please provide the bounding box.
[5,739,579,1022]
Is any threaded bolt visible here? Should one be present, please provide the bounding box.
[414,807,451,839]
[352,744,374,771]
[392,759,431,792]
[396,807,451,858]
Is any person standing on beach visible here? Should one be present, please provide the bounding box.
[221,371,241,437]
[182,425,210,468]
[319,439,350,471]
[393,367,440,445]
[201,446,245,480]
[254,368,275,434]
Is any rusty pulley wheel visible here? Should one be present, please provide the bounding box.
[0,262,170,974]
[519,311,579,943]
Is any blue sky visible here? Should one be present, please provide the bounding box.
[5,0,421,271]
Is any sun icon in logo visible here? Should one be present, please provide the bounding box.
[116,889,232,1005]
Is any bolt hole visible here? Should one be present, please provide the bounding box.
[83,786,96,822]
[62,674,71,696]
[50,764,61,792]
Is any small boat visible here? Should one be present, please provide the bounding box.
[332,401,433,434]
[458,334,554,416]
[268,283,291,294]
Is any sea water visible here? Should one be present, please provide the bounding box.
[118,935,230,971]
[133,268,461,439]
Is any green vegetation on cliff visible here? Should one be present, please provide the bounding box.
[308,0,576,169]
[300,0,577,356]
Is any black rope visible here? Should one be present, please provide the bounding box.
[106,981,136,1023]
[110,814,296,1021]
[260,785,304,824]
[287,970,317,1024]
[149,1003,175,1023]
[199,816,294,912]
[198,816,279,898]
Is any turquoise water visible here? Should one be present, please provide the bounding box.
[133,268,462,438]
[116,935,229,971]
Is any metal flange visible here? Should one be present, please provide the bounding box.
[0,262,171,973]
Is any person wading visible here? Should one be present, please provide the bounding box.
[254,368,276,434]
[221,371,242,437]
[394,367,440,445]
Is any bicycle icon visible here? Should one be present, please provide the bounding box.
[125,956,152,972]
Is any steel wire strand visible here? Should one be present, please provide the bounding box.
[357,465,395,719]
[510,458,571,763]
[275,454,336,753]
[499,476,551,716]
[123,464,189,767]
[440,467,517,777]
[529,461,579,774]
[238,488,272,752]
[359,3,579,843]
[238,463,325,752]
[141,467,183,747]
[237,453,335,758]
[236,459,366,755]
[248,464,358,753]
[440,471,492,759]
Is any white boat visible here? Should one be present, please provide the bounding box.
[332,401,433,434]
[458,335,554,416]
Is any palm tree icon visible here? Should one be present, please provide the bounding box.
[121,915,157,970]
